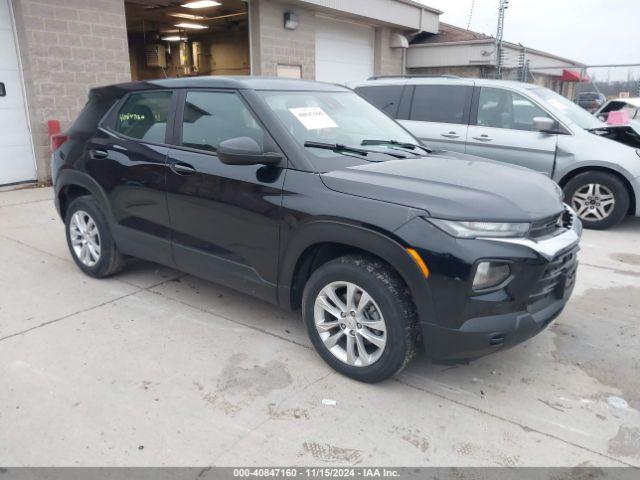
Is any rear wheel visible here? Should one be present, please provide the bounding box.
[564,171,629,230]
[65,196,125,277]
[302,255,417,383]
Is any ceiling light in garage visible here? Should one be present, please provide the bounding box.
[175,22,209,29]
[182,0,221,8]
[161,36,186,42]
[169,13,206,20]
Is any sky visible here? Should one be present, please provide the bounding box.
[416,0,640,81]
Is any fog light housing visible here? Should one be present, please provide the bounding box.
[473,262,511,291]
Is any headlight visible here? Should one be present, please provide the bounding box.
[554,182,564,201]
[473,261,511,291]
[428,218,530,238]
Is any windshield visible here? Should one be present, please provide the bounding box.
[530,87,604,130]
[258,90,418,164]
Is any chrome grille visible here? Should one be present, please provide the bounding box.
[529,207,574,240]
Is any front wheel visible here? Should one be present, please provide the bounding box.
[302,255,417,383]
[564,171,629,230]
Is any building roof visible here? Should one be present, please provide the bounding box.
[410,22,584,68]
[411,22,492,44]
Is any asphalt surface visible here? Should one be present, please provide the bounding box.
[0,186,639,466]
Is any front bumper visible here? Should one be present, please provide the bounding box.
[425,272,576,361]
[396,206,582,362]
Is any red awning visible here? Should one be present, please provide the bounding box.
[561,69,589,82]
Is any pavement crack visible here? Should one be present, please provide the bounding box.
[0,198,52,208]
[149,289,312,350]
[580,261,640,278]
[394,376,638,467]
[0,276,181,343]
[0,234,71,263]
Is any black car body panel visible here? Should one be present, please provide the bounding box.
[53,76,581,363]
[320,152,564,222]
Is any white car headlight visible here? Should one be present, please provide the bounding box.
[429,219,531,238]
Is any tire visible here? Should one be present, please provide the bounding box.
[564,171,629,230]
[302,254,417,383]
[65,195,126,278]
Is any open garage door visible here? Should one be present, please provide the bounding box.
[0,0,36,186]
[315,16,374,85]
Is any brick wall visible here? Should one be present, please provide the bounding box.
[11,0,131,183]
[406,65,486,78]
[251,0,316,79]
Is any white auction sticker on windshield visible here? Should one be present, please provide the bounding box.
[289,107,338,130]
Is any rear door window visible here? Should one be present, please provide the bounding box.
[410,85,471,124]
[356,85,404,117]
[113,91,172,143]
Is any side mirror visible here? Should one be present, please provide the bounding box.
[217,137,282,166]
[533,117,556,133]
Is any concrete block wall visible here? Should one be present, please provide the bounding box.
[11,0,131,183]
[374,27,404,77]
[251,0,316,79]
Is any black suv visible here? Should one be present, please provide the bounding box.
[52,77,581,383]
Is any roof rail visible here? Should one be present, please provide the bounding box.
[366,74,461,80]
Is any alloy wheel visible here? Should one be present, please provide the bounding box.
[571,183,615,222]
[313,281,387,367]
[69,210,101,267]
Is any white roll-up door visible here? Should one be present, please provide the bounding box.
[315,16,375,85]
[0,0,36,185]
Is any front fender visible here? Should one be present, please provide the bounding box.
[277,219,437,329]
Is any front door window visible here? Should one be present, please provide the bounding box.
[476,88,549,131]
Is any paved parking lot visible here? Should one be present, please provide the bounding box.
[0,186,639,467]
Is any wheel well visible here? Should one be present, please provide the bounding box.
[58,184,92,219]
[559,167,636,215]
[289,242,402,310]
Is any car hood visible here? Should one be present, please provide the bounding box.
[320,151,564,222]
[588,123,640,149]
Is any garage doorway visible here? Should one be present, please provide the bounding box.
[315,16,374,85]
[0,0,36,186]
[125,0,250,81]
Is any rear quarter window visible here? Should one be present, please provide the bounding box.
[355,85,403,117]
[113,91,173,143]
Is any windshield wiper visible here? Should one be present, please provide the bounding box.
[304,141,407,159]
[304,141,369,156]
[361,139,432,154]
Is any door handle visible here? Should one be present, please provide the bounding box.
[170,162,196,175]
[89,149,109,159]
[440,132,460,139]
[472,135,493,142]
[0,82,5,97]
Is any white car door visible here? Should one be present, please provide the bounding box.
[466,87,558,175]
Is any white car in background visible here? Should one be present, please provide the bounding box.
[596,97,640,123]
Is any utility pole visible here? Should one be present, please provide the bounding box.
[495,0,509,79]
[517,46,529,82]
